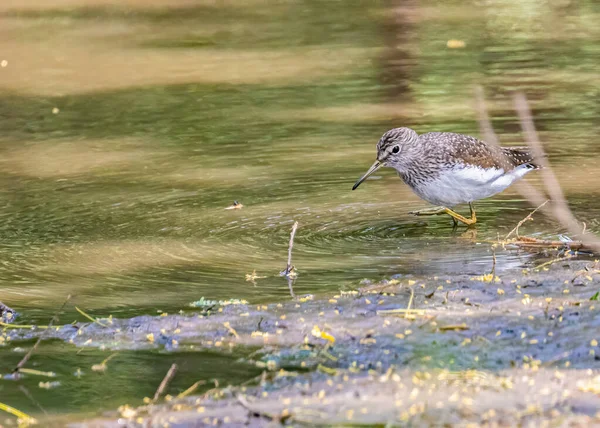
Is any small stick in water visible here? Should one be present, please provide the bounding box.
[280,221,299,298]
[177,380,206,399]
[75,306,109,327]
[505,200,549,240]
[280,221,299,278]
[0,401,37,426]
[20,384,48,416]
[13,294,71,375]
[153,363,178,402]
[490,245,497,278]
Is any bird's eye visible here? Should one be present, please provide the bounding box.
[392,146,400,154]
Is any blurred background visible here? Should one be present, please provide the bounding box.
[0,0,599,422]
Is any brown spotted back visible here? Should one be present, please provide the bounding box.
[418,132,538,171]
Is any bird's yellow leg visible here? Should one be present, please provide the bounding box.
[443,203,477,226]
[410,203,477,226]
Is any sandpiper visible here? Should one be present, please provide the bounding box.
[352,127,539,225]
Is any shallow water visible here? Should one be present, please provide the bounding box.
[0,0,600,421]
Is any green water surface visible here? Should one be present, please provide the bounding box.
[1,0,600,422]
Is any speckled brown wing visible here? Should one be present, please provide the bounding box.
[420,132,537,171]
[501,147,539,169]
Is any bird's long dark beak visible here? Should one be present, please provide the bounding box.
[352,160,382,190]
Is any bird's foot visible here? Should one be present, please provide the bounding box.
[444,204,477,226]
[409,204,477,226]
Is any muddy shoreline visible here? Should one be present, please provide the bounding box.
[6,258,600,426]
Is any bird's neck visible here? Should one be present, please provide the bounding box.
[389,149,418,176]
[390,155,428,188]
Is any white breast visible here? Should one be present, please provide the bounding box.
[408,164,533,207]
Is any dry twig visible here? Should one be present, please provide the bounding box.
[505,200,549,240]
[474,87,600,253]
[513,93,600,252]
[377,288,427,319]
[474,86,499,146]
[153,363,178,402]
[75,306,109,327]
[20,385,48,416]
[176,380,206,399]
[13,295,71,375]
[0,401,37,426]
[474,87,550,210]
[280,221,299,297]
[511,236,591,251]
[491,245,497,277]
[281,221,299,277]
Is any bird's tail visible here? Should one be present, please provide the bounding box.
[501,147,543,169]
